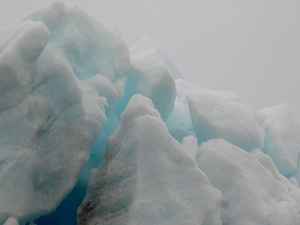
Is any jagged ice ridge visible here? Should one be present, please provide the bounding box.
[0,1,300,225]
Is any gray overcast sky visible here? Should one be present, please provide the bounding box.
[1,0,300,120]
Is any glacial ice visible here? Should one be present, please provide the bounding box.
[0,1,127,224]
[78,94,222,225]
[125,47,176,120]
[0,1,300,225]
[197,139,300,225]
[187,87,265,150]
[261,104,300,175]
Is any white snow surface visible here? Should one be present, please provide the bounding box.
[261,104,300,175]
[126,49,176,120]
[186,84,265,150]
[197,139,300,225]
[0,1,300,225]
[0,1,127,224]
[78,94,222,225]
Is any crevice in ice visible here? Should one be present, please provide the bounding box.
[29,112,120,225]
[112,74,138,119]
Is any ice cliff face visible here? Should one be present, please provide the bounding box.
[78,94,222,225]
[0,1,300,225]
[0,2,128,224]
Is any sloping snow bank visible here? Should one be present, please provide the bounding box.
[197,139,300,225]
[78,95,222,225]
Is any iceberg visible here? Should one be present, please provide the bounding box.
[124,48,176,120]
[0,1,299,225]
[261,104,300,175]
[78,94,222,225]
[197,139,300,225]
[187,87,265,150]
[0,1,127,224]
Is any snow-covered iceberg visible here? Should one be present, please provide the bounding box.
[261,104,300,176]
[0,1,128,224]
[197,139,300,225]
[0,1,300,225]
[78,94,222,225]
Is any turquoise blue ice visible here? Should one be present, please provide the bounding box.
[0,2,300,225]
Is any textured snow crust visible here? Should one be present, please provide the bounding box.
[0,1,300,225]
[261,104,300,175]
[197,139,300,225]
[0,1,127,224]
[78,95,222,225]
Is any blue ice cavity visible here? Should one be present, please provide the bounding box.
[1,1,300,225]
